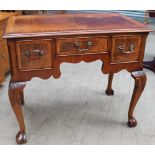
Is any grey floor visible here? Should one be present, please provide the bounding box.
[1,26,155,145]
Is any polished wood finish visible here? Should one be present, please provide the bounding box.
[5,13,151,38]
[56,36,108,55]
[128,71,146,127]
[4,13,152,144]
[8,80,27,144]
[106,73,114,95]
[106,71,147,127]
[0,12,17,84]
[16,39,53,70]
[111,35,141,63]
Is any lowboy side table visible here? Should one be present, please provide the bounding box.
[4,13,152,144]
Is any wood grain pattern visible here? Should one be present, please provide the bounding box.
[128,71,146,127]
[16,39,53,70]
[5,13,153,144]
[111,35,141,63]
[4,13,152,39]
[56,36,108,55]
[8,80,27,144]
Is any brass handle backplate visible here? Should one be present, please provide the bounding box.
[74,41,93,52]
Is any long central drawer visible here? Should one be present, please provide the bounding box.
[56,36,109,55]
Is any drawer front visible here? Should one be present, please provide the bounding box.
[56,36,108,55]
[111,35,141,63]
[16,39,53,70]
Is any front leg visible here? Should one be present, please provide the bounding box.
[19,91,25,106]
[128,71,146,127]
[105,73,114,95]
[8,80,27,144]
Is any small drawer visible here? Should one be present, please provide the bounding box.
[56,36,108,55]
[111,35,141,63]
[16,39,53,70]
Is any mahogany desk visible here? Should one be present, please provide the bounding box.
[4,13,152,144]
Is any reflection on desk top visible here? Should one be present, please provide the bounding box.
[4,13,153,38]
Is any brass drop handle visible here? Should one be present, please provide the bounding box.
[32,49,45,56]
[74,41,93,52]
[24,50,45,57]
[118,44,135,54]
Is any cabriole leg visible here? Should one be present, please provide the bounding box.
[8,80,27,144]
[105,73,114,95]
[128,71,146,127]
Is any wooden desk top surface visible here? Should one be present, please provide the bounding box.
[4,13,152,38]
